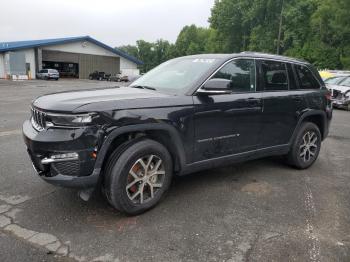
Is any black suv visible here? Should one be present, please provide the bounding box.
[23,53,332,215]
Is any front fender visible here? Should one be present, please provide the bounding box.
[92,123,187,177]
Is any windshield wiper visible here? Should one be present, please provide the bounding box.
[130,85,157,91]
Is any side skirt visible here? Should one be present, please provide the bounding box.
[179,144,290,176]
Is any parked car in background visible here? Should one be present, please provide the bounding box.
[109,74,140,83]
[324,75,350,85]
[319,70,350,80]
[88,71,111,81]
[36,69,59,80]
[23,53,332,215]
[109,73,122,82]
[325,75,350,110]
[120,75,129,82]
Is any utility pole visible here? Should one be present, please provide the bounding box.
[277,0,284,55]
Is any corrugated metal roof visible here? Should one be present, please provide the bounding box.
[0,36,143,65]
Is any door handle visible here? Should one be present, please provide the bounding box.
[225,107,261,114]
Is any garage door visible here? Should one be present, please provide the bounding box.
[42,50,120,79]
[79,54,120,79]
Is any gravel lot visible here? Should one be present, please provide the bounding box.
[0,79,349,262]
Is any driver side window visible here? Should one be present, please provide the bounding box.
[212,59,256,93]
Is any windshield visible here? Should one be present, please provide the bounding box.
[339,77,350,87]
[131,58,218,93]
[324,76,346,85]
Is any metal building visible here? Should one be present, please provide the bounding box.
[0,36,143,80]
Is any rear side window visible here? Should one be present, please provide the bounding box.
[295,65,320,89]
[212,59,256,93]
[261,61,288,91]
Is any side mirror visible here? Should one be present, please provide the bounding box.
[197,78,232,94]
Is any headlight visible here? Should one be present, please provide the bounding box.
[46,113,97,127]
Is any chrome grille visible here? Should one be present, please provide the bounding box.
[31,107,47,131]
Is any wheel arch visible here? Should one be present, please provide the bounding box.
[290,110,327,144]
[93,123,187,177]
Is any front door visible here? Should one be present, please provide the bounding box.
[193,59,263,162]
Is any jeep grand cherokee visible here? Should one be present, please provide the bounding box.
[23,52,333,215]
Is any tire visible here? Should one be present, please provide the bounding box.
[287,122,321,169]
[104,139,173,215]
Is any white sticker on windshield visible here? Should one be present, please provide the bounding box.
[192,59,216,64]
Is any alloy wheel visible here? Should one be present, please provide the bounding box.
[126,155,165,204]
[299,131,318,163]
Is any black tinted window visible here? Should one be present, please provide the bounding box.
[295,65,320,89]
[212,59,256,93]
[261,61,288,91]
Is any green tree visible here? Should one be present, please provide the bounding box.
[119,0,350,71]
[118,39,175,73]
[208,0,350,69]
[175,25,211,55]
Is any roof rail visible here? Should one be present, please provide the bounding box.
[239,51,307,63]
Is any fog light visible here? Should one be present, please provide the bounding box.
[51,152,79,160]
[41,152,79,164]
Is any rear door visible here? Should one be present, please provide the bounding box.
[293,63,323,109]
[259,60,300,147]
[193,58,263,162]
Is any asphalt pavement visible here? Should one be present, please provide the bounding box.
[0,79,349,262]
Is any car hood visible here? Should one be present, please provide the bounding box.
[327,84,350,93]
[32,87,172,112]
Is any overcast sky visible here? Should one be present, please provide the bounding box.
[0,0,214,47]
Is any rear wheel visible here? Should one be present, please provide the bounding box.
[104,139,173,215]
[287,122,321,169]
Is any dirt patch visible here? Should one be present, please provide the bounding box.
[86,213,138,232]
[241,181,272,196]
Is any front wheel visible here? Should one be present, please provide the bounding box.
[287,122,321,169]
[104,139,173,215]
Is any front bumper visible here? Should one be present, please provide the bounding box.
[23,120,101,188]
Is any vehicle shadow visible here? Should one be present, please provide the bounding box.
[17,156,294,234]
[86,156,290,216]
